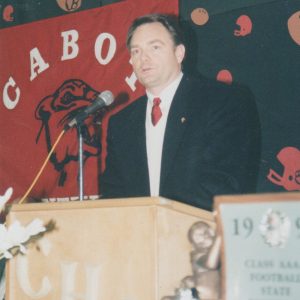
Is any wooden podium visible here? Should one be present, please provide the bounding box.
[6,197,214,300]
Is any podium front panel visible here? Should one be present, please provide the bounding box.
[6,197,214,300]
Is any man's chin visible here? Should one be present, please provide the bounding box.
[139,76,157,88]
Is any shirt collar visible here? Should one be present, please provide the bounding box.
[146,72,183,105]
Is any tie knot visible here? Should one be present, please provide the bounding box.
[153,97,161,106]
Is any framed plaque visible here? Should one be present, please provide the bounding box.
[214,192,300,300]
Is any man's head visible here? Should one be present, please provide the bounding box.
[127,14,185,95]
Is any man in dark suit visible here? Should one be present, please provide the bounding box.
[100,14,260,211]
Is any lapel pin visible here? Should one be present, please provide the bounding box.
[181,117,186,124]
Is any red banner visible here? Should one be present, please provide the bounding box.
[0,0,178,201]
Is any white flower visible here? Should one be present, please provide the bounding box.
[176,288,197,300]
[0,212,53,260]
[1,218,46,257]
[7,221,30,246]
[26,218,46,236]
[0,187,13,212]
[0,224,13,259]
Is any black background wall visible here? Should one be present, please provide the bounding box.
[180,0,300,193]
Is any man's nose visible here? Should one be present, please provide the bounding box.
[140,50,150,61]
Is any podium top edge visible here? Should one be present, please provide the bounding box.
[9,196,214,220]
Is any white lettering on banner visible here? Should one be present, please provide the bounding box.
[61,262,101,300]
[3,76,20,109]
[29,47,50,81]
[125,71,138,92]
[2,29,136,109]
[61,30,80,61]
[95,33,117,65]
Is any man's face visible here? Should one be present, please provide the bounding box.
[129,22,185,95]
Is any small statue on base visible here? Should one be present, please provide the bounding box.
[161,221,221,300]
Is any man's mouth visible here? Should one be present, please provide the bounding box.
[140,64,154,71]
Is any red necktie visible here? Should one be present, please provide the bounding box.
[151,97,162,126]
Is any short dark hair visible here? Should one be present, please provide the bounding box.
[126,13,184,49]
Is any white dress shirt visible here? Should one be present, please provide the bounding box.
[145,72,183,196]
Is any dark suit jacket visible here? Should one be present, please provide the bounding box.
[100,75,261,210]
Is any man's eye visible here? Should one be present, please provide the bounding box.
[131,49,139,55]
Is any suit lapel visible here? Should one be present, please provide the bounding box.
[160,76,190,189]
[126,96,150,194]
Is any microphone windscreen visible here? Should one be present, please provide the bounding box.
[100,90,114,106]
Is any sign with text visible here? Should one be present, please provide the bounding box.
[214,192,300,300]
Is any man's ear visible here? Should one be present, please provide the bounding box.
[175,44,185,63]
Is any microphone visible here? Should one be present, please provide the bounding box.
[65,90,114,130]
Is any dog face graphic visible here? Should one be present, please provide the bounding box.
[35,79,105,186]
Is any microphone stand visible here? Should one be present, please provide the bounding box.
[77,123,84,201]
